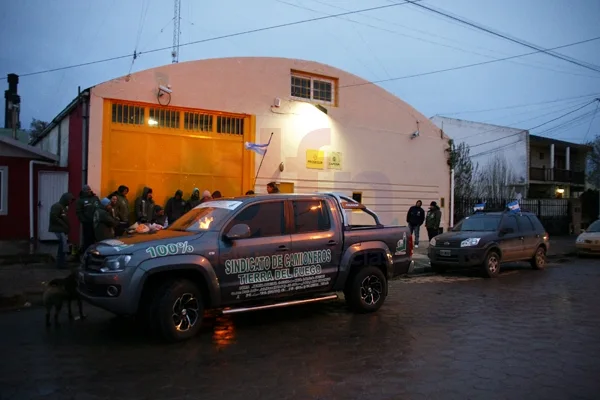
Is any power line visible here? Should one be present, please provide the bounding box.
[584,102,600,142]
[0,0,420,80]
[403,0,600,74]
[340,36,600,89]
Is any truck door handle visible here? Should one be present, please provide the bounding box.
[276,245,289,251]
[326,240,338,246]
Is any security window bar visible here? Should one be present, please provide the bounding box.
[111,104,145,125]
[216,116,244,135]
[291,76,311,99]
[148,108,180,128]
[183,112,213,132]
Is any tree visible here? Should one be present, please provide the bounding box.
[475,153,517,199]
[587,135,600,188]
[447,139,478,199]
[28,118,49,142]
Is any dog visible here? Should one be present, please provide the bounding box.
[43,271,86,327]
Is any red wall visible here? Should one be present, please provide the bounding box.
[67,103,83,246]
[0,156,30,240]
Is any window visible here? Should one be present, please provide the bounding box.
[501,215,518,232]
[0,166,7,215]
[517,215,534,232]
[293,200,331,233]
[527,215,546,232]
[184,112,213,132]
[227,202,285,238]
[290,71,337,105]
[111,104,145,125]
[455,215,501,232]
[216,116,244,135]
[539,152,545,160]
[148,108,180,128]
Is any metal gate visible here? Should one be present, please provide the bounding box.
[38,171,68,241]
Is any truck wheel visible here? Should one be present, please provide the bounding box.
[151,279,204,342]
[345,266,388,313]
[431,263,446,274]
[482,251,501,278]
[530,246,546,270]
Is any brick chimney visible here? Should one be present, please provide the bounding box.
[4,73,21,130]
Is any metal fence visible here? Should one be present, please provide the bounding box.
[454,197,571,236]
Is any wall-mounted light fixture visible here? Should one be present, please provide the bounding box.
[273,98,281,108]
[314,104,328,114]
[410,120,420,139]
[556,188,565,194]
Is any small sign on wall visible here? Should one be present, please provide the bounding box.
[306,149,325,169]
[328,151,342,170]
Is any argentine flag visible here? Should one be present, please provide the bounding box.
[474,203,485,212]
[507,200,520,213]
[244,141,269,156]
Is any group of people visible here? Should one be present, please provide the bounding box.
[47,184,227,268]
[406,200,442,248]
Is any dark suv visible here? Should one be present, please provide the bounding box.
[428,211,549,278]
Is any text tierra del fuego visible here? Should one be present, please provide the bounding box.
[225,249,332,285]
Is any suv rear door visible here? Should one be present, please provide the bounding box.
[498,214,525,261]
[288,198,342,293]
[517,214,538,258]
[218,200,291,304]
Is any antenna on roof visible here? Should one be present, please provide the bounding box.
[172,0,181,63]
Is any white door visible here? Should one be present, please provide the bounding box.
[38,171,69,241]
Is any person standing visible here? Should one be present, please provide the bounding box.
[165,190,186,225]
[266,182,279,194]
[406,200,425,248]
[425,201,442,242]
[187,188,201,211]
[200,190,212,203]
[110,185,130,235]
[135,187,155,223]
[48,192,75,269]
[75,185,100,254]
[212,190,222,199]
[94,198,119,241]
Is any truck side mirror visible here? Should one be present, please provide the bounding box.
[225,224,251,240]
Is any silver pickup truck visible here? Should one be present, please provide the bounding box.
[78,193,414,342]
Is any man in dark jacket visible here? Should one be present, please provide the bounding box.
[109,185,130,228]
[187,188,201,211]
[406,200,425,248]
[75,185,100,254]
[425,201,442,242]
[94,198,119,242]
[134,187,155,223]
[152,205,167,227]
[165,190,186,225]
[49,192,75,269]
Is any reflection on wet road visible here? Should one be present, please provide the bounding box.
[1,259,600,399]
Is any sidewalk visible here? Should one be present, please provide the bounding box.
[410,235,578,274]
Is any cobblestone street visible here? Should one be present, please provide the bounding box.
[1,258,599,400]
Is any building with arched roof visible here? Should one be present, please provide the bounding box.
[31,57,450,246]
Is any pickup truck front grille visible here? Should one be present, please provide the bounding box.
[436,240,461,248]
[85,252,106,271]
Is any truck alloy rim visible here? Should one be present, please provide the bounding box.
[172,293,200,332]
[360,275,383,305]
[488,256,499,273]
[536,249,545,267]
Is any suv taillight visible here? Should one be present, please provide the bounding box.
[408,234,414,257]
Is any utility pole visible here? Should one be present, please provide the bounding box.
[172,0,181,63]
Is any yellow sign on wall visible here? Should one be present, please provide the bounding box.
[328,151,342,170]
[306,149,325,169]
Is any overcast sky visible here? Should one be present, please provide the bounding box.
[1,0,599,143]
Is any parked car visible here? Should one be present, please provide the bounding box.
[576,220,600,256]
[428,210,549,278]
[78,193,414,342]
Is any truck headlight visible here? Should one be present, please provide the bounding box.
[461,238,481,247]
[100,255,132,273]
[576,236,584,244]
[430,238,436,247]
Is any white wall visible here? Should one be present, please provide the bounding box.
[34,115,69,167]
[431,116,528,186]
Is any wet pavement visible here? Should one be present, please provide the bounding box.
[1,259,600,400]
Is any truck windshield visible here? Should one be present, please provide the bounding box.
[454,215,501,232]
[167,200,243,232]
[588,220,600,232]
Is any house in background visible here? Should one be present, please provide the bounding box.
[430,116,592,199]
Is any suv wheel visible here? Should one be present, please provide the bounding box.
[431,263,446,274]
[531,246,546,270]
[151,279,204,342]
[482,251,501,278]
[345,266,388,313]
